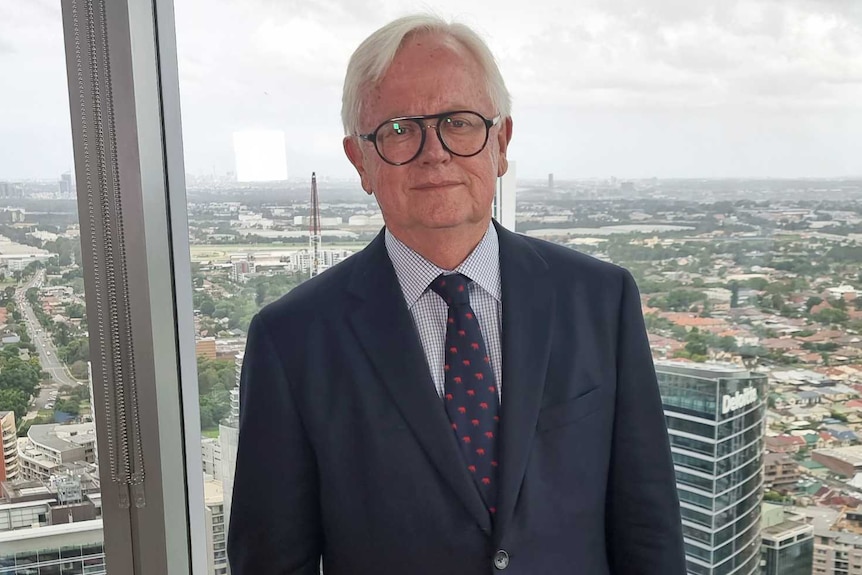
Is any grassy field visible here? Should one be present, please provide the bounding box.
[201,428,220,439]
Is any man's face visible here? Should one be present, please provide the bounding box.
[344,33,512,241]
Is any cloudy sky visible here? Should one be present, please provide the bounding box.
[2,0,862,180]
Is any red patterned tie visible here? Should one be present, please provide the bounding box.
[430,273,499,514]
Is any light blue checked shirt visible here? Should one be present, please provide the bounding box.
[385,223,503,402]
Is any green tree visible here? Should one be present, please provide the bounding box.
[69,360,89,380]
[683,329,709,359]
[65,303,86,319]
[717,336,738,353]
[54,323,71,347]
[0,388,28,420]
[199,299,215,316]
[770,294,785,310]
[814,308,849,326]
[53,398,80,416]
[0,357,41,399]
[59,337,90,365]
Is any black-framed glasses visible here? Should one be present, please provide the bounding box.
[358,110,501,166]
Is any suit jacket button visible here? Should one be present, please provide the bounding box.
[493,549,510,570]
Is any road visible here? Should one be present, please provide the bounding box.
[15,270,83,417]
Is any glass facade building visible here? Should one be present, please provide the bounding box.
[0,520,105,575]
[760,520,814,575]
[656,361,766,575]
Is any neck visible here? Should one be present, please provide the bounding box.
[390,220,490,270]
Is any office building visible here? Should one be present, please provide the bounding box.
[0,519,105,574]
[59,171,74,197]
[812,531,862,574]
[218,352,243,528]
[656,361,766,575]
[760,503,813,575]
[203,479,228,575]
[0,182,24,200]
[197,337,218,360]
[763,452,799,492]
[0,411,19,482]
[17,423,97,482]
[202,437,223,481]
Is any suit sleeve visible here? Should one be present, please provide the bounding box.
[605,270,686,574]
[228,314,322,574]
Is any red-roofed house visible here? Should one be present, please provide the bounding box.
[766,435,807,454]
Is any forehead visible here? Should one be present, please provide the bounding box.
[363,33,491,124]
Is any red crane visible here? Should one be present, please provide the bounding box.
[309,172,322,277]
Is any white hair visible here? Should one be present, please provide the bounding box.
[341,14,512,136]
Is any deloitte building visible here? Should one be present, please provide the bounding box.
[655,361,766,575]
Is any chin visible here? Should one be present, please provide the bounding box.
[418,212,485,231]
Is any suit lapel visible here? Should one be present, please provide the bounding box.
[347,232,492,533]
[493,223,555,542]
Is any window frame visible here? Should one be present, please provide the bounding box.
[60,0,206,572]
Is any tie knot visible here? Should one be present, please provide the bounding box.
[430,273,471,306]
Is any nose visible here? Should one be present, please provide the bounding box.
[417,122,451,165]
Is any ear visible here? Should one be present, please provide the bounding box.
[495,116,513,177]
[343,136,374,195]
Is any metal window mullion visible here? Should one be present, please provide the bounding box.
[62,0,198,572]
[63,0,138,572]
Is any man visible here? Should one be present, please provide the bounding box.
[228,14,685,575]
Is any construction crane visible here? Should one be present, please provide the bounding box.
[309,172,322,278]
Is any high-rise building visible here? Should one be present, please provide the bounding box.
[17,423,97,482]
[196,337,218,360]
[0,411,19,482]
[203,479,229,575]
[87,362,97,466]
[0,519,105,574]
[812,530,862,574]
[202,437,223,481]
[763,452,799,492]
[760,504,813,575]
[494,160,516,231]
[548,172,554,189]
[806,506,862,574]
[655,361,766,575]
[218,352,243,530]
[0,182,24,200]
[59,172,74,197]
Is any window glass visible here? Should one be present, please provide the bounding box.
[171,3,862,575]
[0,2,105,573]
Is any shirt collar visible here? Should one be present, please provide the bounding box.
[385,222,501,309]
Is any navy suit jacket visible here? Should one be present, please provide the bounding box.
[228,222,686,574]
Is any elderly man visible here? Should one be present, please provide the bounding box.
[228,14,685,575]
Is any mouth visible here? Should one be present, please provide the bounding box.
[413,182,462,191]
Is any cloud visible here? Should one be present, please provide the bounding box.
[1,0,860,179]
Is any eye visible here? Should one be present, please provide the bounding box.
[387,121,413,136]
[445,114,476,129]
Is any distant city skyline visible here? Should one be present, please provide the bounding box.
[2,0,862,180]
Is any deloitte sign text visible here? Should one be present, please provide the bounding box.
[721,387,758,415]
